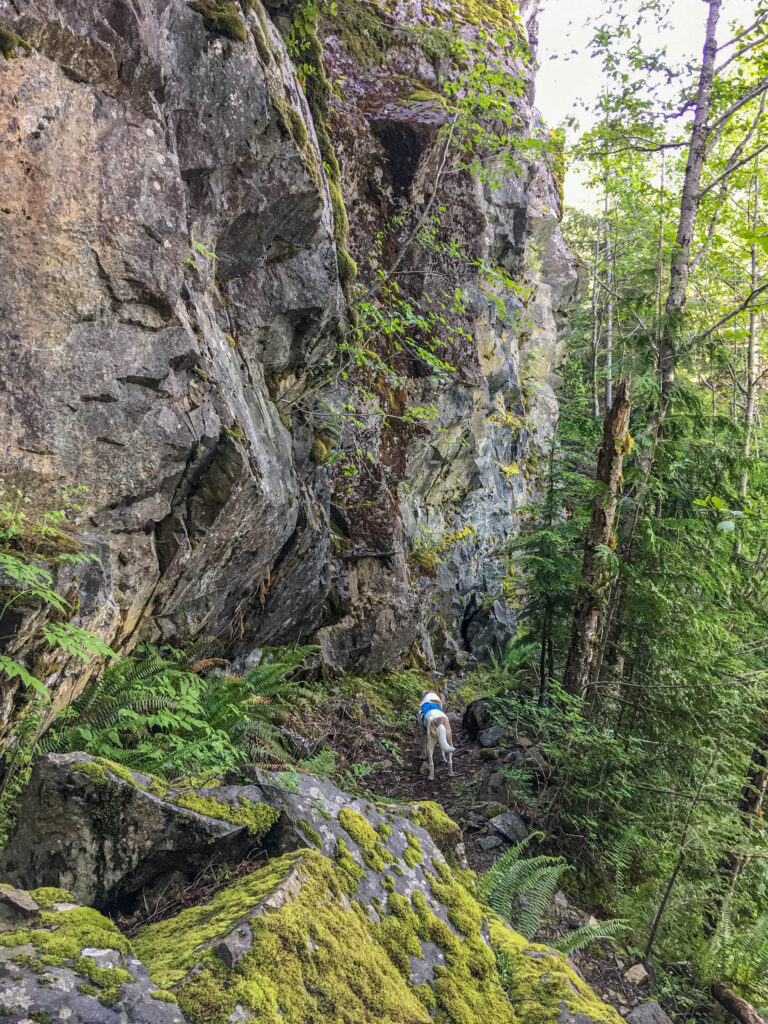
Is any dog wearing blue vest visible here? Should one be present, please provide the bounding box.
[419,690,455,781]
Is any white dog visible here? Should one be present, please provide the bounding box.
[419,690,455,781]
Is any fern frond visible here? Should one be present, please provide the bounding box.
[552,918,628,955]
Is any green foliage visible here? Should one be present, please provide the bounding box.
[476,834,567,940]
[44,645,318,778]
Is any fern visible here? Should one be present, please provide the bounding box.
[299,749,337,776]
[476,834,568,939]
[552,917,629,955]
[44,644,318,778]
[478,835,625,950]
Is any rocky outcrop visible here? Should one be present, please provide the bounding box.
[0,0,582,743]
[0,757,622,1024]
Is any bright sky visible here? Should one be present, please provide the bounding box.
[534,0,758,209]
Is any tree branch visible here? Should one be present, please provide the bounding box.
[702,283,768,338]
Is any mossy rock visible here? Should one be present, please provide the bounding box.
[188,0,248,41]
[0,26,31,60]
[0,896,183,1021]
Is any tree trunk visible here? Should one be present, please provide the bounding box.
[592,218,602,418]
[712,984,768,1024]
[659,0,722,400]
[604,199,613,409]
[563,382,631,699]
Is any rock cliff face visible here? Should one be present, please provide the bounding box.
[0,0,581,734]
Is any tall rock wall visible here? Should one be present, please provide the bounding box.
[0,0,582,738]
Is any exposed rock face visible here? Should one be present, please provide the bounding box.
[0,0,582,740]
[0,757,622,1024]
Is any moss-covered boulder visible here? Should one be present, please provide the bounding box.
[130,846,623,1024]
[0,754,271,910]
[1,759,621,1024]
[0,888,185,1022]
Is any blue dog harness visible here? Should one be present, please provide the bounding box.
[420,701,442,730]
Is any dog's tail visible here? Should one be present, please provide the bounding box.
[437,723,455,754]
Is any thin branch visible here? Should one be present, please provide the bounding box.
[706,78,768,153]
[701,283,768,338]
[700,140,768,198]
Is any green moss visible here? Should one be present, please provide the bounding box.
[251,23,273,63]
[403,831,424,869]
[221,420,247,446]
[0,26,31,60]
[12,954,45,974]
[0,907,130,966]
[406,801,462,855]
[189,0,248,41]
[489,919,624,1024]
[28,887,75,910]
[428,861,483,937]
[77,983,100,998]
[337,248,358,287]
[170,792,280,841]
[72,761,109,784]
[376,822,393,841]
[408,89,446,104]
[328,179,349,247]
[137,851,431,1024]
[334,837,366,894]
[297,819,323,848]
[311,436,330,465]
[151,989,178,1003]
[30,1013,50,1024]
[338,808,396,872]
[287,106,309,148]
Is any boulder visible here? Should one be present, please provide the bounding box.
[624,964,650,986]
[0,753,273,910]
[479,725,508,747]
[0,758,623,1024]
[489,810,529,844]
[0,890,185,1022]
[463,699,495,740]
[0,885,40,931]
[477,836,504,852]
[478,769,519,808]
[626,1002,671,1024]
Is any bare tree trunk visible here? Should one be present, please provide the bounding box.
[592,218,602,418]
[740,161,760,500]
[563,382,631,699]
[659,0,722,401]
[712,985,768,1024]
[604,199,613,409]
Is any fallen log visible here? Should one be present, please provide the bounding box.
[712,983,767,1024]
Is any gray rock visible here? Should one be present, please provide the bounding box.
[0,0,583,759]
[626,1001,671,1024]
[477,836,503,851]
[490,810,529,844]
[0,901,186,1023]
[0,753,256,910]
[478,725,508,747]
[0,886,40,931]
[463,699,495,740]
[624,964,650,986]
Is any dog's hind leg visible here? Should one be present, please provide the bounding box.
[427,734,436,780]
[448,750,454,777]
